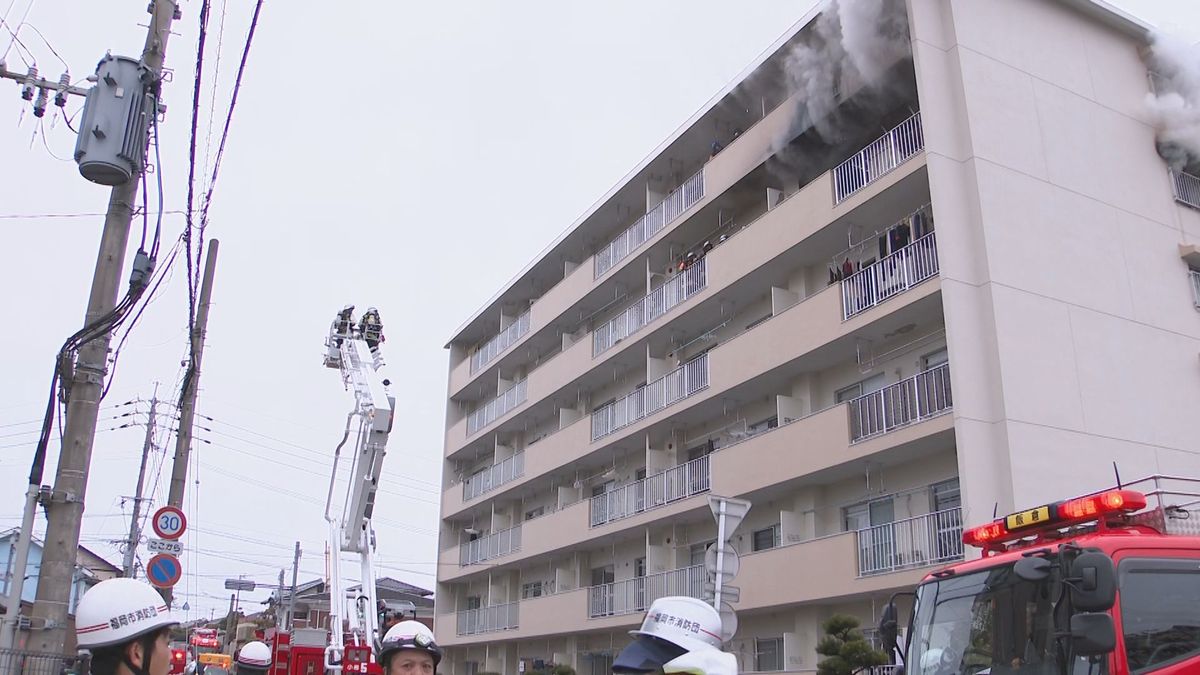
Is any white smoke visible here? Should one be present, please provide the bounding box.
[777,0,912,148]
[1145,33,1200,169]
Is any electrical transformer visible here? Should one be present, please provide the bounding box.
[73,54,152,186]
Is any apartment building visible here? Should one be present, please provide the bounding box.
[435,1,1200,673]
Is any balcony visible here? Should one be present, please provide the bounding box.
[848,363,952,442]
[833,112,924,203]
[462,451,525,502]
[591,353,709,441]
[855,507,964,577]
[456,602,519,636]
[587,564,706,618]
[460,525,521,566]
[594,258,708,356]
[470,310,531,374]
[841,232,939,320]
[594,169,706,278]
[589,455,711,527]
[466,379,528,436]
[1171,169,1200,210]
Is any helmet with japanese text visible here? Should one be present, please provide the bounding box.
[75,577,177,650]
[613,597,724,673]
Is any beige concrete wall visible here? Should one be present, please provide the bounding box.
[908,0,1200,530]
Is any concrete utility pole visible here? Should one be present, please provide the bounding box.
[122,396,158,577]
[287,542,301,630]
[28,0,180,655]
[276,570,285,627]
[163,238,218,606]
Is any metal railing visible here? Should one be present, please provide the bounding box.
[855,507,964,576]
[848,363,952,442]
[460,525,522,566]
[595,169,706,278]
[462,451,525,501]
[466,378,528,435]
[594,259,708,355]
[0,649,86,675]
[589,455,712,527]
[842,232,939,319]
[1172,169,1200,210]
[591,353,709,441]
[470,310,531,374]
[588,564,706,618]
[456,601,519,635]
[833,112,924,203]
[1190,270,1200,309]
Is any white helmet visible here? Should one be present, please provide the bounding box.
[75,577,177,649]
[236,641,272,670]
[614,597,724,673]
[378,620,440,669]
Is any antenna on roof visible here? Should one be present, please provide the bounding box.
[992,502,999,519]
[1113,462,1123,489]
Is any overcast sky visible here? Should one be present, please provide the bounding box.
[0,0,1196,622]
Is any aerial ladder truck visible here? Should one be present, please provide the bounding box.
[319,305,393,675]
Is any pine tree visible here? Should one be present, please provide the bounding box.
[816,614,889,675]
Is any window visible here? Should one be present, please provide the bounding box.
[690,541,715,566]
[836,373,886,403]
[464,662,480,675]
[521,581,548,599]
[748,416,778,435]
[932,478,961,512]
[752,524,781,552]
[1119,558,1200,672]
[585,652,613,675]
[464,596,481,610]
[524,506,545,521]
[921,347,949,370]
[1189,269,1200,309]
[754,637,784,672]
[844,498,895,532]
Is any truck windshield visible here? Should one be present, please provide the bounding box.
[908,564,1101,675]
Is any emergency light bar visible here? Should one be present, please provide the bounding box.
[963,489,1148,549]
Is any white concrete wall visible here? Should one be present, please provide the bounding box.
[908,0,1200,531]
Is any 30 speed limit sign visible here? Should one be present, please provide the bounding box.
[151,506,187,540]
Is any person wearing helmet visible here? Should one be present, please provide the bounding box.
[377,620,440,675]
[612,597,735,675]
[234,641,272,675]
[75,578,179,675]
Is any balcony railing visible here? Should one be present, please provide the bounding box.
[462,451,525,502]
[848,363,952,442]
[855,507,964,576]
[595,169,706,278]
[460,525,521,566]
[470,310,531,374]
[842,232,939,320]
[1171,169,1200,209]
[1190,270,1200,309]
[594,258,708,356]
[588,564,706,618]
[456,601,519,635]
[591,353,709,441]
[466,379,528,436]
[589,455,711,527]
[833,112,924,203]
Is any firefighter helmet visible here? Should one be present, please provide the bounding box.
[614,597,725,673]
[236,641,273,670]
[661,648,738,675]
[378,621,440,669]
[75,577,177,649]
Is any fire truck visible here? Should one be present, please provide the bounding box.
[878,475,1200,675]
[265,307,394,675]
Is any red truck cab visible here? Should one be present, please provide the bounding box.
[879,476,1200,674]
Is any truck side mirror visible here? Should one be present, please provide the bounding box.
[878,602,899,655]
[1070,613,1116,656]
[1069,551,1116,611]
[1014,556,1053,582]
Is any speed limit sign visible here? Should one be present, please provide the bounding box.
[152,506,187,540]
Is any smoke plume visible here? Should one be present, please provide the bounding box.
[1145,33,1200,170]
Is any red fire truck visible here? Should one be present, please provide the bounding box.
[879,475,1200,674]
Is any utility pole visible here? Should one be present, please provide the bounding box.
[163,238,218,607]
[276,570,285,627]
[27,0,180,656]
[287,542,301,630]
[122,395,157,577]
[225,593,237,655]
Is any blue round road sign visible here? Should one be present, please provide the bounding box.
[147,553,182,588]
